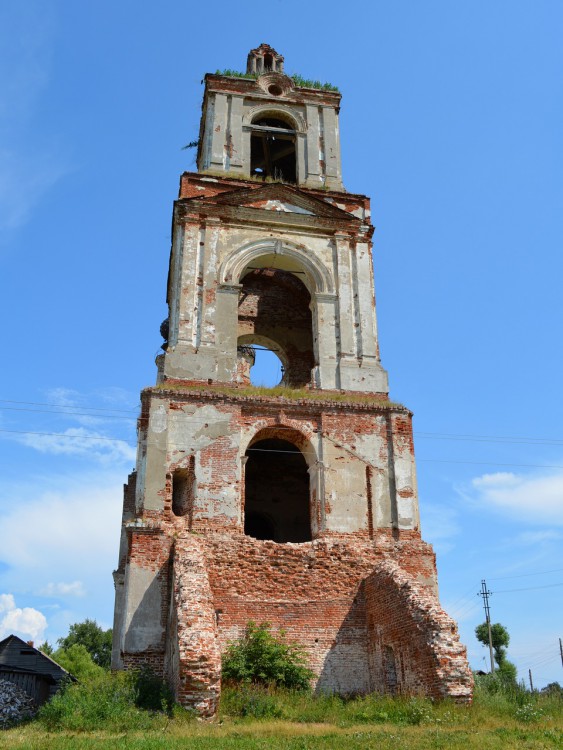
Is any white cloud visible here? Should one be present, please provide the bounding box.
[39,581,86,598]
[19,426,136,464]
[0,593,47,642]
[465,469,563,526]
[0,472,123,578]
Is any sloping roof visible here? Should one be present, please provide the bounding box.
[0,634,72,682]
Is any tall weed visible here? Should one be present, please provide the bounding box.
[38,670,170,732]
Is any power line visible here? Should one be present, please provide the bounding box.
[0,399,139,413]
[0,406,137,421]
[489,567,563,581]
[3,398,563,446]
[4,426,563,471]
[0,429,132,443]
[494,582,563,594]
[415,432,563,446]
[418,458,563,470]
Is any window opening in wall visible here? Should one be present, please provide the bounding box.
[251,347,284,386]
[250,117,296,183]
[172,457,195,520]
[244,438,311,543]
[236,344,284,387]
[237,268,314,388]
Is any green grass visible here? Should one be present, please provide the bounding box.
[154,381,402,409]
[212,69,340,92]
[3,678,562,749]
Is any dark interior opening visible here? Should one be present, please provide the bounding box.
[264,53,274,70]
[244,437,311,543]
[172,457,195,520]
[250,117,296,183]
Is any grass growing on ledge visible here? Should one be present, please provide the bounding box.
[154,381,402,409]
[212,69,340,92]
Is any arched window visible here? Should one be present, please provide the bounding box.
[244,437,311,543]
[250,115,296,183]
[237,268,314,388]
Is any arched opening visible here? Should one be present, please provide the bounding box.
[244,437,311,543]
[237,268,314,388]
[250,115,296,183]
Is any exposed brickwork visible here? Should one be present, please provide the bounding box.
[170,534,221,717]
[113,46,473,716]
[364,561,474,700]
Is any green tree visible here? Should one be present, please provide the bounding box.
[53,644,104,680]
[222,621,314,690]
[38,641,54,656]
[475,622,517,683]
[57,619,112,669]
[475,622,510,667]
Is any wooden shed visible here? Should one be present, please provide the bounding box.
[0,634,73,705]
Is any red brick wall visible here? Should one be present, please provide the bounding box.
[364,561,474,700]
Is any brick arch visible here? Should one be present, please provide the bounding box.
[241,424,318,469]
[219,238,334,295]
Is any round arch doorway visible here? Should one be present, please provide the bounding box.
[244,437,311,543]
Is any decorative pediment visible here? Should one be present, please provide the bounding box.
[192,183,356,221]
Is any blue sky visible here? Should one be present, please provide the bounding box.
[0,1,562,688]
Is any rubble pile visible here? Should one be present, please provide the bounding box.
[0,679,37,727]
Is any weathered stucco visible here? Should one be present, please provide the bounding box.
[112,45,473,715]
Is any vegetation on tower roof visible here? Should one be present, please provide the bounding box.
[213,69,340,92]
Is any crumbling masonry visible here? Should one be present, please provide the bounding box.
[112,45,473,716]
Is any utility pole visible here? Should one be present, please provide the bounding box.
[529,669,534,692]
[559,637,562,668]
[478,579,495,674]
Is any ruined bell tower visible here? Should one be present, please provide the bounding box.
[112,44,473,716]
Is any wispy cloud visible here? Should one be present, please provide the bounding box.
[0,3,54,122]
[0,147,72,231]
[0,593,47,641]
[4,387,138,464]
[510,529,563,546]
[419,502,460,554]
[20,427,136,464]
[0,3,72,234]
[39,581,86,598]
[467,469,563,526]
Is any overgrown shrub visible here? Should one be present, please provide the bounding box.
[222,621,314,690]
[52,644,105,681]
[37,668,174,731]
